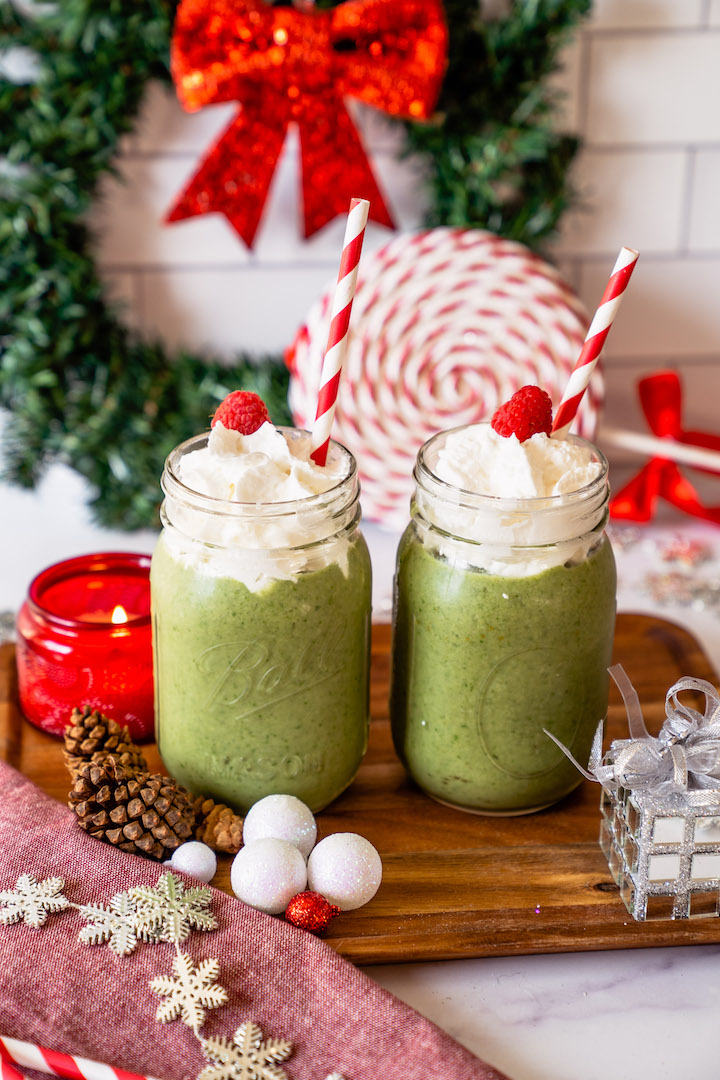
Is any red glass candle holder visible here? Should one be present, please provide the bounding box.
[15,552,154,741]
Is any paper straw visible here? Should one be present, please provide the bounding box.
[1,1057,25,1080]
[310,197,369,466]
[0,1036,162,1080]
[552,246,639,438]
[600,426,720,473]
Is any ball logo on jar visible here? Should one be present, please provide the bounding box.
[197,618,347,717]
[208,749,325,781]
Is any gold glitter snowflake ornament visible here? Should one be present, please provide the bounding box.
[78,892,154,956]
[0,874,69,928]
[200,1023,293,1080]
[152,953,228,1030]
[129,871,217,942]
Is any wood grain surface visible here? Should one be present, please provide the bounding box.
[3,614,720,965]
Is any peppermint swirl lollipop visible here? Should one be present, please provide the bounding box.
[288,228,602,526]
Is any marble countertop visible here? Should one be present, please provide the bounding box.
[3,462,720,1079]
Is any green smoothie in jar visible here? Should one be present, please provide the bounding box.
[151,408,371,813]
[390,420,616,814]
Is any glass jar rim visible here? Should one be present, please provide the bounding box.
[28,552,151,630]
[415,423,609,512]
[161,428,358,519]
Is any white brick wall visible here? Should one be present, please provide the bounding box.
[87,0,720,475]
[548,1,720,474]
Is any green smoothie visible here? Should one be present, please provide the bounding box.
[391,527,616,813]
[152,533,371,813]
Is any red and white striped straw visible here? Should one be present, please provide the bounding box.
[1,1056,24,1080]
[310,197,370,466]
[552,246,639,438]
[0,1036,161,1080]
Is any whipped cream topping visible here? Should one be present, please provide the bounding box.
[417,423,607,576]
[178,421,346,503]
[161,423,355,591]
[434,425,602,499]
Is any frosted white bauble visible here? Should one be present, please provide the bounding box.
[169,842,217,883]
[242,794,317,858]
[231,838,307,914]
[307,833,382,910]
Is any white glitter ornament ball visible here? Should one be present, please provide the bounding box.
[307,833,382,911]
[242,794,317,858]
[231,838,308,915]
[168,841,218,883]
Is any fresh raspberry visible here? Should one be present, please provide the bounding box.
[491,385,553,442]
[211,390,271,435]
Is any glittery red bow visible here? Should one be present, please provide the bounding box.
[166,0,448,246]
[610,371,720,524]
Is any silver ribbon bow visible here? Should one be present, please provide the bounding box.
[547,664,720,799]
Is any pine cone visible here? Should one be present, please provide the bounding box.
[193,795,243,854]
[68,758,195,860]
[63,706,148,778]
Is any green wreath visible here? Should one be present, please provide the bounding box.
[0,0,589,529]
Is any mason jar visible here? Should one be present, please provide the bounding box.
[390,425,616,815]
[151,429,371,813]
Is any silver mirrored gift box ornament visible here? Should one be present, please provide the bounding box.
[599,785,720,920]
[549,664,720,921]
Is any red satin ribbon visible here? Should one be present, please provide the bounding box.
[610,370,720,524]
[166,0,448,246]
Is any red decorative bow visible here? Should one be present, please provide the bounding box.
[610,371,720,524]
[166,0,448,247]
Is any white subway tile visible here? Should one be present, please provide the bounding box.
[352,100,409,155]
[368,151,431,231]
[553,148,686,255]
[578,257,720,358]
[134,83,237,154]
[139,266,336,355]
[688,150,720,251]
[91,157,252,269]
[99,272,142,331]
[586,33,720,145]
[588,0,705,30]
[600,359,658,448]
[552,257,581,293]
[547,37,583,133]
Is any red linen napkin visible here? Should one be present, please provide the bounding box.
[0,761,509,1080]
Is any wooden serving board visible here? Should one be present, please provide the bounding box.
[4,614,720,966]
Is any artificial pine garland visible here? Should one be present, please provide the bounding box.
[0,0,590,529]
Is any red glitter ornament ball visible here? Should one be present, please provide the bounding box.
[285,891,341,934]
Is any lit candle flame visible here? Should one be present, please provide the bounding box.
[111,605,128,625]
